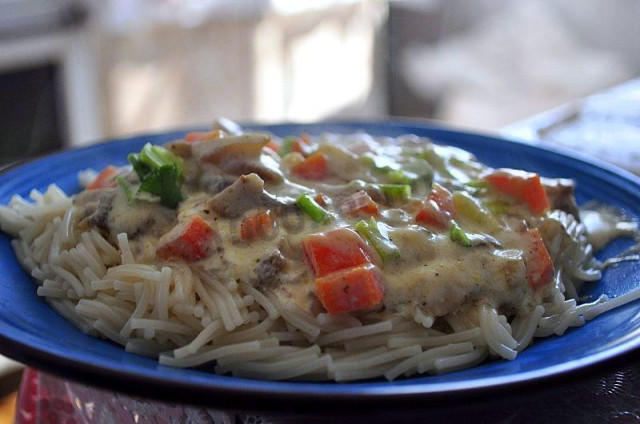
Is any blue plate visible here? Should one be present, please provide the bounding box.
[0,121,639,413]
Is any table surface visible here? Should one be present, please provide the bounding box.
[5,79,640,424]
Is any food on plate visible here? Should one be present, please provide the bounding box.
[1,121,638,382]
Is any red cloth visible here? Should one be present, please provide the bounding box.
[13,369,234,424]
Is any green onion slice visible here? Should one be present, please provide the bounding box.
[380,184,411,203]
[355,217,400,263]
[296,194,332,223]
[450,222,472,247]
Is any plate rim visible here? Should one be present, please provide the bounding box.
[1,118,639,412]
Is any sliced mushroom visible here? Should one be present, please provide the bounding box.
[221,153,284,183]
[207,173,295,218]
[193,133,270,164]
[200,172,236,195]
[193,133,284,183]
[207,173,266,218]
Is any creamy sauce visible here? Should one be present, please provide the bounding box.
[74,131,606,320]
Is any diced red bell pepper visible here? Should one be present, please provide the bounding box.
[87,166,119,190]
[430,183,456,217]
[184,129,224,143]
[265,140,281,153]
[416,201,448,229]
[486,169,550,215]
[291,134,315,156]
[415,183,455,229]
[240,210,275,241]
[303,228,375,277]
[292,152,329,180]
[523,228,555,289]
[338,190,379,217]
[315,264,385,314]
[157,215,215,262]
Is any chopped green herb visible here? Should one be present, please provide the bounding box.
[127,143,185,209]
[116,176,135,204]
[127,153,151,180]
[355,217,400,263]
[139,165,183,208]
[279,136,297,157]
[380,184,411,203]
[296,194,332,223]
[117,176,161,205]
[139,143,184,175]
[450,222,472,247]
[387,169,417,185]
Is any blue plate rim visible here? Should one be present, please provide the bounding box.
[0,118,639,412]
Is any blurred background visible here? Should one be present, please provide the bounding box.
[1,0,638,164]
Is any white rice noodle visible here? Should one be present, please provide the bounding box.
[116,233,135,265]
[432,348,489,374]
[172,320,225,359]
[90,230,120,264]
[159,340,263,368]
[130,318,196,336]
[3,182,640,382]
[229,354,332,381]
[93,319,127,346]
[47,298,93,334]
[199,273,244,328]
[584,289,640,319]
[412,307,434,329]
[240,282,279,319]
[388,327,484,349]
[384,342,475,380]
[331,345,421,381]
[76,299,128,329]
[153,267,172,321]
[194,277,233,331]
[0,205,31,236]
[120,284,152,338]
[317,321,392,346]
[212,318,276,347]
[269,294,321,340]
[512,305,545,351]
[316,313,362,332]
[478,305,518,360]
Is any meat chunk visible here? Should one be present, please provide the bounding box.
[222,153,284,183]
[200,173,236,195]
[207,173,295,218]
[87,191,116,231]
[192,133,284,183]
[74,189,115,232]
[255,252,287,286]
[207,173,266,218]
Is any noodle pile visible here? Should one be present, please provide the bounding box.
[2,181,638,381]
